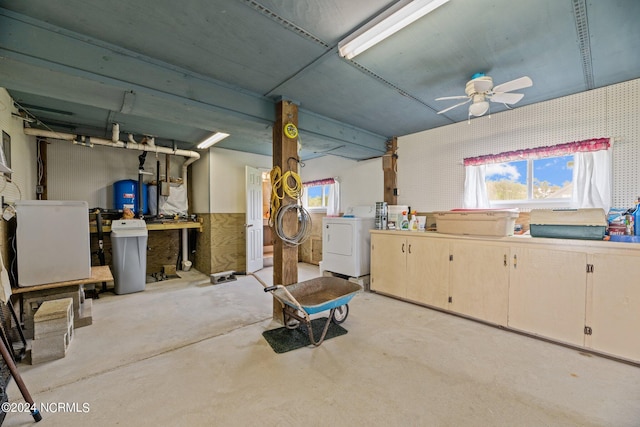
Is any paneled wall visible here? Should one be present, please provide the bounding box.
[398,79,640,211]
[0,89,38,283]
[194,213,245,274]
[298,212,324,265]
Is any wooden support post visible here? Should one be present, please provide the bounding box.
[383,137,398,205]
[165,153,171,183]
[37,138,48,200]
[272,100,299,321]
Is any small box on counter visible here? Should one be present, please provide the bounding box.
[387,205,409,230]
[529,208,606,240]
[435,209,519,237]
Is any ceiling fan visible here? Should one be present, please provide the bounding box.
[436,73,533,117]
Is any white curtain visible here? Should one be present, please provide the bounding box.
[326,177,341,216]
[463,165,489,208]
[572,149,612,213]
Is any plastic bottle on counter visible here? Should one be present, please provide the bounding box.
[409,211,419,231]
[400,211,409,230]
[634,197,640,236]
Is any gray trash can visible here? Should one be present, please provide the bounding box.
[111,219,148,295]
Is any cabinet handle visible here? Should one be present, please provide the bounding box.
[504,254,507,267]
[401,243,405,253]
[513,254,517,268]
[408,244,412,254]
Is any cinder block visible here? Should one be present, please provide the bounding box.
[31,330,71,364]
[25,289,82,318]
[210,271,237,284]
[23,288,87,338]
[34,298,73,322]
[34,298,74,340]
[75,298,93,328]
[349,275,370,292]
[34,314,74,339]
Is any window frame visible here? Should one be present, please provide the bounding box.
[302,182,333,212]
[486,154,576,210]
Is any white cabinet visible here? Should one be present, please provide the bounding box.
[508,246,587,346]
[370,233,407,298]
[449,241,510,326]
[406,237,449,309]
[369,230,640,363]
[370,233,449,308]
[588,253,640,361]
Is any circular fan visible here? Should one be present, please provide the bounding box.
[436,73,533,117]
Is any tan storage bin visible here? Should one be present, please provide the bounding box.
[435,209,519,237]
[530,208,607,240]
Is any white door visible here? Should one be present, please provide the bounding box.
[245,166,263,273]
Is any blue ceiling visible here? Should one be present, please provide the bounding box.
[0,0,638,160]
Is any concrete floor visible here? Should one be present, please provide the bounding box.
[4,263,640,426]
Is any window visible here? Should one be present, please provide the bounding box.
[303,183,331,208]
[302,178,340,215]
[486,155,574,204]
[464,138,611,211]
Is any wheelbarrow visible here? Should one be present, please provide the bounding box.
[262,276,362,346]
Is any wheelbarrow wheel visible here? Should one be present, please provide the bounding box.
[331,304,349,325]
[283,308,301,330]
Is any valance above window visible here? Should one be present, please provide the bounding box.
[302,178,335,187]
[301,177,340,216]
[464,137,610,166]
[463,137,612,212]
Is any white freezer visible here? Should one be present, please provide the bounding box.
[16,200,91,287]
[322,216,375,277]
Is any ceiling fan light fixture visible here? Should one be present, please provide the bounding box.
[197,132,230,149]
[469,101,489,117]
[338,0,450,60]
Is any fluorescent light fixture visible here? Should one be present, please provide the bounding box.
[338,0,450,60]
[197,132,230,149]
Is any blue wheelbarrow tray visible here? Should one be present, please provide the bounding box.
[267,276,362,347]
[272,276,362,315]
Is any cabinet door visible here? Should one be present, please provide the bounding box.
[509,246,586,346]
[449,241,510,325]
[370,234,406,297]
[405,237,449,309]
[589,253,640,361]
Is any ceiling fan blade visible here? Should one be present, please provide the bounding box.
[493,76,533,93]
[437,98,471,114]
[435,95,469,101]
[490,92,524,104]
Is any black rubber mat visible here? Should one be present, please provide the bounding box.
[262,317,347,353]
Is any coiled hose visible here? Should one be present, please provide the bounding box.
[274,203,312,246]
[269,166,311,246]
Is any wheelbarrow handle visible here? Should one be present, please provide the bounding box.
[262,284,309,322]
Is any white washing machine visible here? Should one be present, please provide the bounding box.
[322,206,375,277]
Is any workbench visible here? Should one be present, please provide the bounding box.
[89,220,202,275]
[11,266,114,338]
[89,220,202,233]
